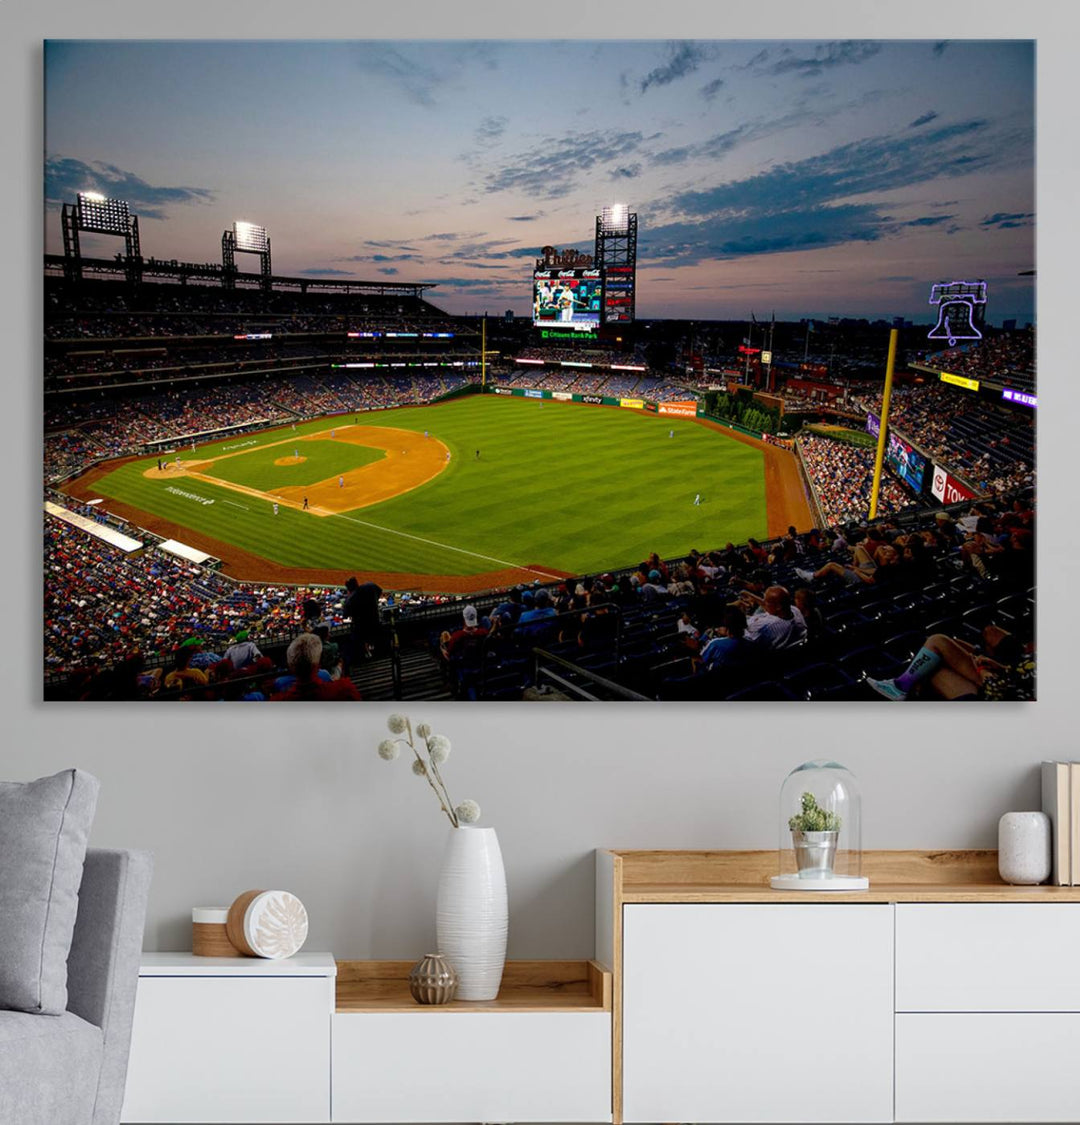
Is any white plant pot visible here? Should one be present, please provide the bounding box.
[435,826,508,1001]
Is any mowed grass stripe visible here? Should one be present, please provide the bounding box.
[85,397,768,577]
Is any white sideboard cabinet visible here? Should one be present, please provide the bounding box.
[120,953,335,1124]
[600,849,1080,1125]
[622,903,894,1124]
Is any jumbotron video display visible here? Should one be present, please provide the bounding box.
[866,412,928,492]
[533,268,603,332]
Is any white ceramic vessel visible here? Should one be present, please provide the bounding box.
[436,826,508,1001]
[998,811,1051,885]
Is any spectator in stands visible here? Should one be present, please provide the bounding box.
[867,625,1034,701]
[518,588,557,636]
[343,577,383,664]
[793,587,825,643]
[223,629,266,674]
[699,607,751,669]
[493,586,524,626]
[163,641,209,694]
[740,586,806,650]
[272,634,361,700]
[446,605,488,658]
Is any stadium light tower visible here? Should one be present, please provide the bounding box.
[222,220,272,291]
[595,204,637,327]
[61,191,142,284]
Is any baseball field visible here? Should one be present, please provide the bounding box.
[63,395,809,592]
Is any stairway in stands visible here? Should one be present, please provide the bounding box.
[349,645,451,701]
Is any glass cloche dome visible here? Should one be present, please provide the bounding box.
[771,760,868,891]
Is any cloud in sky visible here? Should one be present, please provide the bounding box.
[642,118,1026,266]
[758,41,882,78]
[640,42,714,93]
[980,211,1034,229]
[610,163,642,180]
[44,156,214,220]
[297,267,354,276]
[909,111,939,128]
[700,77,725,101]
[337,252,422,263]
[475,115,508,145]
[933,41,950,57]
[507,213,543,222]
[483,129,644,198]
[352,42,499,107]
[377,267,399,275]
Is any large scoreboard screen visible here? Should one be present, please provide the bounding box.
[533,268,603,332]
[866,412,928,493]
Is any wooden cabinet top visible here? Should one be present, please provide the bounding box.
[600,850,1080,903]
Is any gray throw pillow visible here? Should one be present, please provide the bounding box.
[0,769,100,1014]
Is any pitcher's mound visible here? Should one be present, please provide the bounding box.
[274,455,307,466]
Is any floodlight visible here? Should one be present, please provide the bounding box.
[601,204,630,232]
[233,221,269,253]
[77,192,132,235]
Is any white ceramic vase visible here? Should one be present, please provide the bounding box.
[435,825,508,1001]
[998,811,1052,885]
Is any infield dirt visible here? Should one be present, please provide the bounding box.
[141,423,449,515]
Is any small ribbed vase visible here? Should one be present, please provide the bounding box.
[435,826,507,1001]
[408,953,458,1005]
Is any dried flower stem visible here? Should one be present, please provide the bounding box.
[424,742,459,828]
[402,718,458,827]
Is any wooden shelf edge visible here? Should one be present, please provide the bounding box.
[336,959,612,1013]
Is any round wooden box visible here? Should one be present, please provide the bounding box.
[226,889,309,959]
[192,906,240,957]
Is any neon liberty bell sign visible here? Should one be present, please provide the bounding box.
[927,280,988,347]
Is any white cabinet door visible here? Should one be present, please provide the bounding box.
[333,1011,611,1123]
[121,976,331,1123]
[896,904,1080,1012]
[623,904,893,1124]
[896,1013,1080,1122]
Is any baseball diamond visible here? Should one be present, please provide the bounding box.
[63,395,808,593]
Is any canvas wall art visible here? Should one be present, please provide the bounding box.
[43,39,1035,701]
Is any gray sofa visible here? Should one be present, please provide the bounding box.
[0,848,153,1125]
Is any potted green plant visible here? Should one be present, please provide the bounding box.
[788,792,842,877]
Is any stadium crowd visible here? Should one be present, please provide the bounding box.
[925,329,1035,392]
[855,382,1034,495]
[799,434,916,525]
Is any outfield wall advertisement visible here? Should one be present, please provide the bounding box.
[620,398,645,410]
[658,401,699,417]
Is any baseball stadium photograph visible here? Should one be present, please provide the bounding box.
[43,38,1035,702]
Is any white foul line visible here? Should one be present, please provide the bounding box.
[222,500,250,511]
[331,511,562,578]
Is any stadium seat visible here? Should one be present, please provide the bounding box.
[724,680,796,702]
[782,663,855,702]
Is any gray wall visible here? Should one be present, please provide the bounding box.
[5,3,1077,959]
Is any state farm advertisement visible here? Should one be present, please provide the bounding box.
[658,401,699,417]
[931,463,977,505]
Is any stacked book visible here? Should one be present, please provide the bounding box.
[1042,760,1080,885]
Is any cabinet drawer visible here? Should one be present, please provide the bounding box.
[896,904,1080,1011]
[121,976,332,1123]
[623,904,893,1123]
[332,1011,611,1123]
[896,1013,1080,1122]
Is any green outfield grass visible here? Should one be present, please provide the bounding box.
[80,396,768,581]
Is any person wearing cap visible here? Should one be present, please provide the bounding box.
[493,586,524,626]
[446,605,488,658]
[224,629,264,673]
[639,569,668,603]
[518,588,557,639]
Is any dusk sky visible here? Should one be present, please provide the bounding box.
[44,39,1035,323]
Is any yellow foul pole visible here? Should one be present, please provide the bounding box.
[868,327,899,520]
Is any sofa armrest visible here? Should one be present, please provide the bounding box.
[66,848,153,1125]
